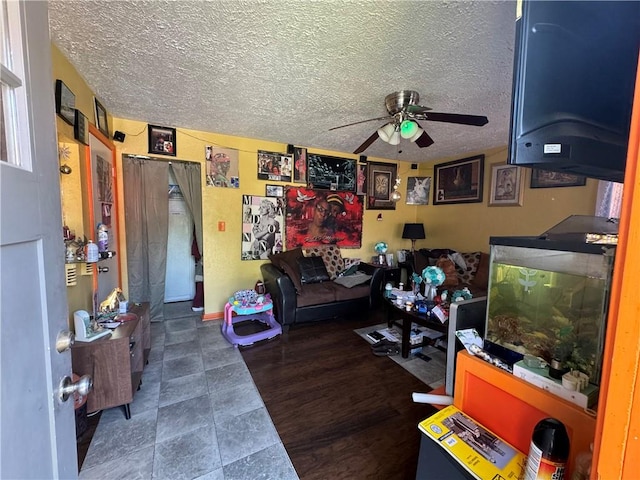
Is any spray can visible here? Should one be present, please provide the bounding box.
[524,418,570,480]
[97,223,108,252]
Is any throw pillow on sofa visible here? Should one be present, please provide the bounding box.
[470,252,490,290]
[436,256,459,287]
[269,248,304,293]
[297,256,330,284]
[338,262,360,277]
[304,245,344,280]
[457,251,482,284]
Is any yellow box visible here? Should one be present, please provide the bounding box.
[418,405,526,479]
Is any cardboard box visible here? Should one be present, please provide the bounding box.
[418,405,526,480]
[512,361,598,409]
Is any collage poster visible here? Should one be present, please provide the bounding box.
[241,195,285,260]
[258,150,293,182]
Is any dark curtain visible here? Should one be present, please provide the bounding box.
[123,157,170,321]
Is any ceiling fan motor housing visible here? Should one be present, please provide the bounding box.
[385,90,421,115]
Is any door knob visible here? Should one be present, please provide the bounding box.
[55,330,75,353]
[98,266,109,273]
[58,374,93,402]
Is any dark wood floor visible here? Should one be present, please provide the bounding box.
[76,408,101,472]
[240,311,438,480]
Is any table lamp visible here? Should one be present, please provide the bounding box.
[402,223,426,254]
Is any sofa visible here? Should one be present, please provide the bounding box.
[404,248,490,298]
[261,246,384,331]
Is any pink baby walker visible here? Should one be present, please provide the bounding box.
[221,290,282,347]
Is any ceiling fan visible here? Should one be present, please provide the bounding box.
[329,90,489,154]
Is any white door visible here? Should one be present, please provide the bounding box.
[0,1,78,478]
[164,193,195,302]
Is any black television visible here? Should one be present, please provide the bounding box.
[508,1,640,183]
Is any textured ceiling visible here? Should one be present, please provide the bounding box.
[48,0,517,163]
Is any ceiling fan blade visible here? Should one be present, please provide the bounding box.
[405,104,433,114]
[329,116,392,131]
[414,112,489,126]
[414,129,434,148]
[353,131,379,154]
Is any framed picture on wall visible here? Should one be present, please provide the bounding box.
[74,109,89,145]
[257,150,293,182]
[356,164,367,196]
[94,97,109,138]
[433,154,484,205]
[265,184,284,197]
[406,177,431,205]
[489,164,524,206]
[530,169,587,188]
[55,79,75,125]
[366,161,397,210]
[293,147,307,184]
[148,124,176,156]
[307,154,356,191]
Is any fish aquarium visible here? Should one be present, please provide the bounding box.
[486,233,615,386]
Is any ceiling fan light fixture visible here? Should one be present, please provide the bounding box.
[408,126,424,143]
[400,119,419,139]
[377,123,396,143]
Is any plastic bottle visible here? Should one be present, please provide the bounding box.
[524,418,570,480]
[97,223,108,252]
[85,240,99,263]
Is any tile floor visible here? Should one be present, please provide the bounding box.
[79,302,299,480]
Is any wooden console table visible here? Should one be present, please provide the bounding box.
[71,302,150,419]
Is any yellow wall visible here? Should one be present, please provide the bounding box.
[109,116,597,316]
[416,147,598,252]
[53,44,105,319]
[52,43,598,320]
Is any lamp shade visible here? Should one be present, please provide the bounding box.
[402,223,426,240]
[407,126,424,142]
[400,120,419,139]
[377,123,401,145]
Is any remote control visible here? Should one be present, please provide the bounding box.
[367,331,385,342]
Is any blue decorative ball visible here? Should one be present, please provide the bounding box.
[422,266,445,286]
[374,242,388,254]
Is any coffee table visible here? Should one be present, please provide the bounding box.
[384,296,447,358]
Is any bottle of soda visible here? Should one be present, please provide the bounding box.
[524,418,570,480]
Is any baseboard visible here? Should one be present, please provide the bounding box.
[203,311,224,321]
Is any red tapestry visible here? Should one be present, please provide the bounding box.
[284,187,363,249]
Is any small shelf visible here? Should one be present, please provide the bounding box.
[65,250,116,264]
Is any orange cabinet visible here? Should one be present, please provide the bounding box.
[453,351,596,476]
